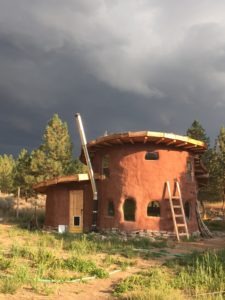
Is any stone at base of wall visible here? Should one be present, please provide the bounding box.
[43,225,201,239]
[102,228,201,239]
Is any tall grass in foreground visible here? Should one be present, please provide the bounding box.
[173,250,225,297]
[114,267,185,300]
[114,250,225,299]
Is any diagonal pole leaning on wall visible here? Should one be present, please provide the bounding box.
[75,113,98,231]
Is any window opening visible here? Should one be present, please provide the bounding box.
[145,152,159,160]
[108,201,115,217]
[186,160,193,181]
[102,155,110,177]
[147,201,160,217]
[123,198,136,221]
[74,216,80,226]
[184,202,191,220]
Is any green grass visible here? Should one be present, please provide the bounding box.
[2,224,225,298]
[63,256,109,278]
[114,250,225,299]
[171,250,225,296]
[114,267,185,299]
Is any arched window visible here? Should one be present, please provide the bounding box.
[102,155,110,177]
[108,201,115,217]
[147,201,160,217]
[145,151,159,160]
[123,198,136,221]
[184,201,191,220]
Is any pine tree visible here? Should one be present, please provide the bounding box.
[187,120,210,146]
[210,127,225,217]
[69,158,88,174]
[0,154,15,193]
[186,120,212,204]
[14,149,33,197]
[187,120,211,168]
[212,127,225,198]
[30,114,74,182]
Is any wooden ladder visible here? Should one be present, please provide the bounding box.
[163,180,189,241]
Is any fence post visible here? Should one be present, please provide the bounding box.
[16,187,20,219]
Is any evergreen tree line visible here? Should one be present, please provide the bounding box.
[1,116,225,201]
[0,114,86,197]
[187,120,225,202]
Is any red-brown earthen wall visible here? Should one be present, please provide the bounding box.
[44,182,93,231]
[92,144,199,233]
[44,143,199,234]
[45,185,69,227]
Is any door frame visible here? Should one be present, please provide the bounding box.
[69,190,84,233]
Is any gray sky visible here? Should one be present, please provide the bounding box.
[1,0,225,156]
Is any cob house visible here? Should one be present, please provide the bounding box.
[34,127,209,240]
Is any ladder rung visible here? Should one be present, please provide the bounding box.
[164,180,189,242]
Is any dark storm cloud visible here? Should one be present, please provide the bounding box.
[1,0,225,156]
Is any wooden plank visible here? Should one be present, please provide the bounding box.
[164,180,189,241]
[69,190,83,233]
[176,181,189,239]
[164,181,180,241]
[184,144,197,149]
[166,139,176,146]
[102,142,112,146]
[85,131,206,154]
[175,142,188,147]
[143,137,148,144]
[155,138,165,144]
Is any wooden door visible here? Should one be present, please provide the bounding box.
[69,190,83,233]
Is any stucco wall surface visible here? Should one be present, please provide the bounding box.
[92,144,199,233]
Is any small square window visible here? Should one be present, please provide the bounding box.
[145,152,159,160]
[74,216,80,226]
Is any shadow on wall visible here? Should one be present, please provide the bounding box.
[159,167,197,233]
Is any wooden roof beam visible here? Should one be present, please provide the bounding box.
[166,139,176,146]
[192,148,205,153]
[176,142,188,147]
[185,144,197,149]
[102,142,112,146]
[155,138,165,144]
[143,137,148,144]
[116,139,123,144]
[93,144,104,148]
[129,138,134,144]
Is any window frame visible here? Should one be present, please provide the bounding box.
[123,197,136,222]
[102,154,110,178]
[107,200,115,217]
[147,201,160,217]
[145,151,159,161]
[186,159,194,181]
[184,201,191,221]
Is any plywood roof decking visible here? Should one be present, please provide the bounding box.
[33,173,103,193]
[85,131,206,153]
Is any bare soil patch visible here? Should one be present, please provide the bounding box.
[0,223,224,300]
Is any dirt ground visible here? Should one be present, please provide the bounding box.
[0,231,224,300]
[0,197,224,299]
